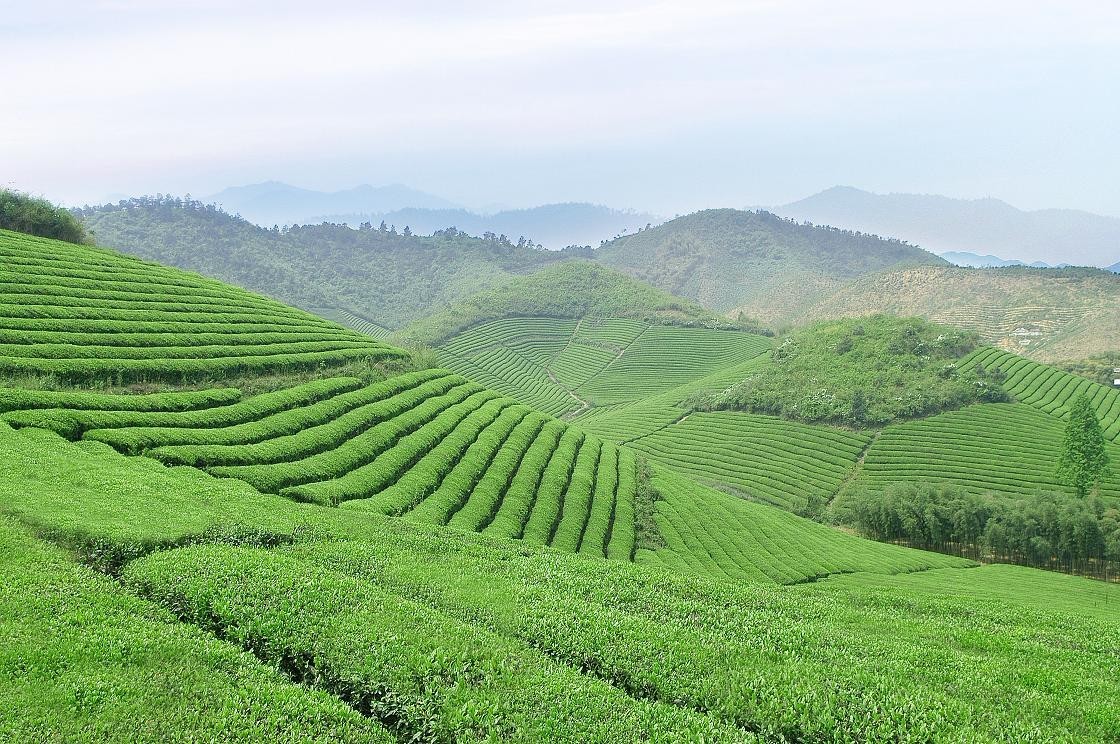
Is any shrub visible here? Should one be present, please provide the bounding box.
[0,189,89,244]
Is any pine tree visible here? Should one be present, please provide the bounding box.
[1056,394,1111,496]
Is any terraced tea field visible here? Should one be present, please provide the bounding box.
[0,230,402,382]
[4,229,1119,741]
[2,421,1114,742]
[309,306,394,339]
[961,347,1120,442]
[0,370,639,559]
[856,402,1120,501]
[439,316,771,417]
[626,412,872,512]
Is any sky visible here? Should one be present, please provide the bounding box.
[2,1,1119,216]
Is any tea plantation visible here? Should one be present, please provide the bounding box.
[2,230,1119,740]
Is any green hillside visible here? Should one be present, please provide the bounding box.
[435,314,771,417]
[595,208,946,315]
[398,260,745,347]
[3,421,1116,741]
[4,228,1120,740]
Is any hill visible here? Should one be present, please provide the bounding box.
[595,208,947,318]
[399,261,751,348]
[80,197,574,331]
[690,316,1007,426]
[433,315,771,417]
[4,228,1120,740]
[316,202,662,250]
[206,181,456,226]
[778,264,1120,362]
[776,186,1120,267]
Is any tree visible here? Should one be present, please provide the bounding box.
[1056,394,1112,497]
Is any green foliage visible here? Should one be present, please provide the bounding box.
[7,421,1118,740]
[402,261,748,346]
[1057,394,1113,496]
[0,518,393,742]
[124,545,744,741]
[693,316,1003,426]
[0,190,89,244]
[439,315,772,417]
[832,482,1120,577]
[633,457,666,552]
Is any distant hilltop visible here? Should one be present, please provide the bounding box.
[773,185,1120,268]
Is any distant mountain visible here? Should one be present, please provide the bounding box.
[595,209,946,320]
[939,251,1062,269]
[206,181,457,226]
[1109,261,1120,273]
[775,186,1120,267]
[315,202,662,250]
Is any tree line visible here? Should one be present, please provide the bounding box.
[832,485,1120,579]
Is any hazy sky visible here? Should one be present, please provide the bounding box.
[3,1,1119,216]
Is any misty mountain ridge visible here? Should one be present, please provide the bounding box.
[314,202,663,250]
[206,181,457,226]
[775,185,1120,267]
[938,251,1065,269]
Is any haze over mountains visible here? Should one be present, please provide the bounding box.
[208,182,660,250]
[774,186,1120,268]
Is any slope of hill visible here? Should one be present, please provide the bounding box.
[80,197,571,331]
[433,315,771,417]
[779,265,1120,362]
[317,202,662,250]
[776,186,1120,267]
[595,208,946,319]
[0,229,403,384]
[5,228,1120,740]
[400,261,752,348]
[206,180,457,226]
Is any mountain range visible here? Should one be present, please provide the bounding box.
[316,203,661,250]
[774,186,1120,268]
[937,251,1062,269]
[206,181,457,226]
